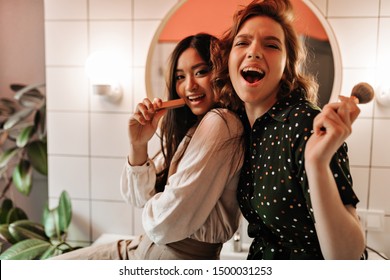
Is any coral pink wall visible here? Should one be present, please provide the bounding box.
[159,0,327,42]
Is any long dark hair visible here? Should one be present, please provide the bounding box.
[155,33,220,192]
[216,0,318,105]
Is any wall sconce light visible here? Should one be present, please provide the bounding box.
[85,51,126,104]
[376,86,390,106]
[375,64,390,106]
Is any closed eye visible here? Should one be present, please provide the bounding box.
[264,36,283,50]
[234,40,249,47]
[266,43,281,50]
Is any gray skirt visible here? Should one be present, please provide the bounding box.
[50,234,222,260]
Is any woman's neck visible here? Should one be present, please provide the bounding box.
[245,102,274,127]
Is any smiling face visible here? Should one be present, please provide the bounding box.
[228,16,287,118]
[175,47,215,117]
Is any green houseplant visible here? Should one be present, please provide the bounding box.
[0,83,79,259]
[0,191,75,259]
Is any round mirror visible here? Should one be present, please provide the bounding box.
[146,0,341,108]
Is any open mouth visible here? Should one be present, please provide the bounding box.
[241,67,265,84]
[187,94,205,102]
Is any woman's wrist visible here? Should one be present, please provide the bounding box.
[128,144,148,166]
[304,156,330,175]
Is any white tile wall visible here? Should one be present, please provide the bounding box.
[48,156,90,199]
[328,0,379,17]
[369,168,390,214]
[91,201,134,240]
[308,0,327,16]
[381,0,390,16]
[134,0,178,19]
[350,167,370,209]
[149,42,176,100]
[372,119,390,167]
[347,119,372,166]
[366,216,390,256]
[133,67,147,103]
[44,21,88,66]
[66,199,91,242]
[375,98,390,118]
[89,0,133,19]
[46,67,89,111]
[44,0,87,20]
[44,0,390,257]
[133,20,161,67]
[90,113,129,157]
[89,21,133,63]
[378,18,390,61]
[47,112,89,155]
[91,158,126,201]
[328,18,377,69]
[376,18,390,88]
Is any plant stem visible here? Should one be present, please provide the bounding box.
[0,177,13,199]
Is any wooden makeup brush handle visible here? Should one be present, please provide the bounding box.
[158,99,186,110]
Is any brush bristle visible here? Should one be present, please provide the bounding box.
[351,82,374,104]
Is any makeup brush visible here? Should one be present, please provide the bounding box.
[350,82,375,104]
[320,82,374,132]
[158,99,186,110]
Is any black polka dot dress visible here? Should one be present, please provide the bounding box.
[237,90,359,260]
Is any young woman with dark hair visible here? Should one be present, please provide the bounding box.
[52,33,244,260]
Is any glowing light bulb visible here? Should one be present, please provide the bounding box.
[85,50,126,103]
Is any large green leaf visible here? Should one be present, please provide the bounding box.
[10,84,26,92]
[12,82,45,101]
[3,107,34,130]
[0,224,17,244]
[6,207,28,224]
[42,191,72,240]
[0,238,51,260]
[0,199,13,224]
[26,141,47,175]
[12,160,32,196]
[0,147,20,169]
[0,98,16,117]
[34,107,46,140]
[2,122,33,142]
[58,191,72,231]
[9,220,49,242]
[39,244,61,259]
[19,92,45,109]
[42,204,60,239]
[16,125,35,148]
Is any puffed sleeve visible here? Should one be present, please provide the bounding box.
[120,159,157,207]
[292,103,359,221]
[142,109,244,244]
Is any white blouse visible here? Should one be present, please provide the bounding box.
[120,109,244,245]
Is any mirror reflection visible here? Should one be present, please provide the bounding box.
[146,0,338,108]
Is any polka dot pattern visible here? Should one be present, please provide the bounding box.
[237,90,359,260]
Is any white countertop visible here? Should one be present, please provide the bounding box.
[93,234,387,260]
